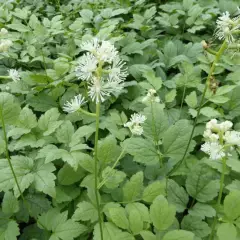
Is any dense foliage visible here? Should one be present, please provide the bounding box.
[0,0,240,239]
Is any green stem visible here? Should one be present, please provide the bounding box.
[0,76,10,79]
[205,48,217,55]
[78,108,96,117]
[179,85,186,119]
[209,157,227,240]
[98,145,126,189]
[167,40,227,177]
[94,102,104,240]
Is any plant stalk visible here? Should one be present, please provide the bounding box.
[94,102,104,240]
[167,40,227,177]
[208,157,227,240]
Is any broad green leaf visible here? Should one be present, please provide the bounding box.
[98,135,121,165]
[129,209,143,234]
[165,89,176,102]
[7,23,30,32]
[2,191,19,216]
[185,91,197,108]
[143,70,162,90]
[186,163,220,202]
[162,230,194,240]
[217,223,237,240]
[55,121,74,144]
[123,138,159,165]
[32,159,56,198]
[80,9,93,23]
[227,159,240,173]
[58,164,85,185]
[0,156,34,197]
[200,107,220,117]
[19,224,50,240]
[163,120,195,161]
[38,108,62,136]
[72,201,98,223]
[142,180,166,203]
[17,106,37,129]
[102,167,126,189]
[0,92,21,126]
[189,203,216,219]
[181,215,211,238]
[126,203,151,223]
[140,231,156,240]
[55,185,80,203]
[38,209,87,240]
[224,190,240,221]
[150,195,176,231]
[167,179,189,213]
[123,172,143,202]
[143,103,169,140]
[109,207,129,230]
[0,212,20,240]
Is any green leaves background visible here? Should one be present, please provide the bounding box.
[0,0,240,239]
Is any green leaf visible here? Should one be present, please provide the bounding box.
[0,212,20,240]
[165,89,176,103]
[143,103,169,140]
[80,9,93,23]
[0,156,34,197]
[200,107,220,117]
[72,201,98,223]
[19,224,50,240]
[181,215,211,238]
[217,223,237,240]
[38,209,87,240]
[98,135,121,165]
[143,70,162,90]
[126,203,151,223]
[185,91,197,108]
[55,121,74,144]
[7,23,30,32]
[32,159,56,198]
[0,92,21,126]
[140,231,156,240]
[102,167,126,189]
[224,190,240,221]
[189,203,216,219]
[142,180,166,203]
[109,207,129,230]
[2,191,19,216]
[167,179,189,213]
[150,195,176,231]
[38,108,62,136]
[186,163,220,202]
[227,159,240,173]
[129,209,143,235]
[123,172,143,202]
[123,138,159,165]
[162,230,194,240]
[163,120,195,161]
[17,106,37,129]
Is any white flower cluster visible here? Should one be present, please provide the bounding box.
[215,11,240,43]
[8,69,21,82]
[75,38,127,103]
[201,119,240,160]
[63,94,86,113]
[0,28,12,52]
[142,89,160,103]
[124,113,146,135]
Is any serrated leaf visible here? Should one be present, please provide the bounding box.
[185,91,197,108]
[165,89,176,103]
[109,207,129,230]
[2,191,19,216]
[0,92,21,126]
[181,215,211,238]
[162,230,194,240]
[217,223,237,240]
[189,203,216,219]
[150,195,176,231]
[55,121,74,144]
[142,180,166,203]
[72,201,98,223]
[163,120,195,161]
[102,167,126,189]
[224,190,240,221]
[186,163,220,202]
[167,179,189,213]
[126,202,151,223]
[129,209,143,235]
[143,70,162,90]
[123,172,143,202]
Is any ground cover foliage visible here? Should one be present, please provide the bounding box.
[0,0,240,239]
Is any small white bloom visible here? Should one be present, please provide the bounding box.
[206,119,218,130]
[0,28,8,35]
[75,53,98,81]
[0,39,12,52]
[108,57,128,82]
[124,113,146,135]
[142,88,160,103]
[203,129,219,142]
[215,11,240,43]
[131,125,144,135]
[96,40,118,63]
[63,94,86,113]
[8,69,20,82]
[80,38,99,52]
[201,142,225,160]
[224,131,240,146]
[130,113,147,125]
[219,121,233,132]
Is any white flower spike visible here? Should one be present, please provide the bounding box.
[142,88,160,103]
[124,113,146,135]
[201,142,225,160]
[63,94,86,113]
[8,69,20,82]
[0,39,12,52]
